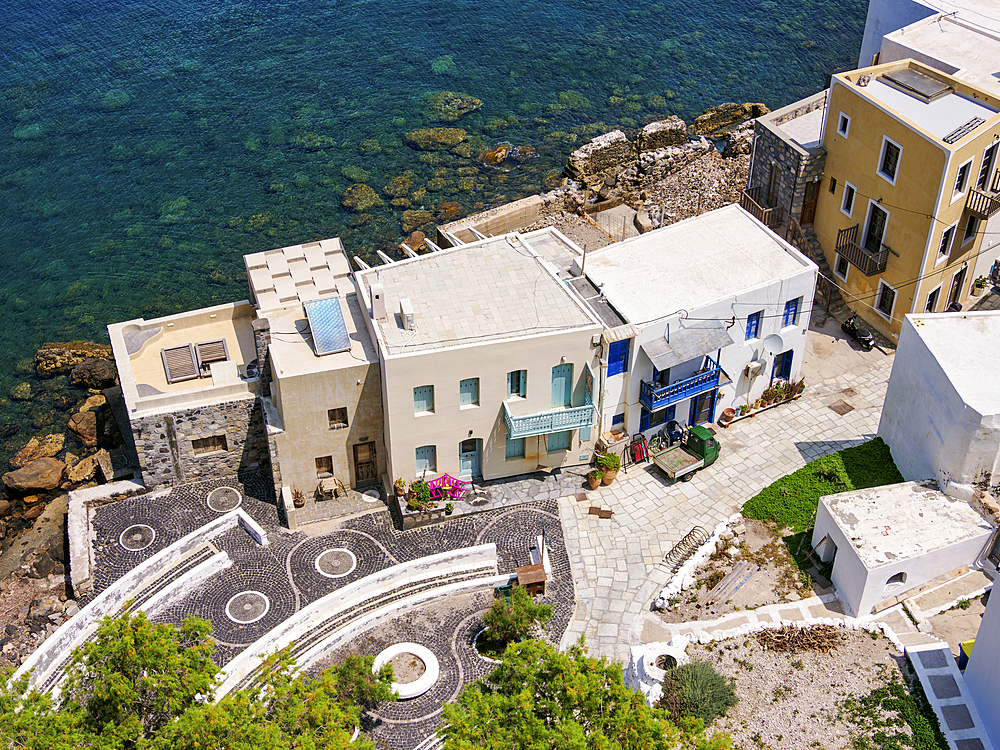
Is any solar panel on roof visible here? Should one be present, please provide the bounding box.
[303,296,352,355]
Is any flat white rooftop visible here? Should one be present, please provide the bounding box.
[357,228,599,355]
[907,311,1000,416]
[883,16,1000,98]
[823,481,992,569]
[863,76,998,141]
[581,204,811,325]
[776,106,825,149]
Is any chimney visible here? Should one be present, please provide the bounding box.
[370,282,386,319]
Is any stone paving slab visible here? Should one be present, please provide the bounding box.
[558,317,895,662]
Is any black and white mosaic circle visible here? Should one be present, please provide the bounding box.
[118,524,156,551]
[207,486,242,513]
[225,591,270,624]
[315,548,358,578]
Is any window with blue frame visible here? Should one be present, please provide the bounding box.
[746,310,762,340]
[547,431,572,451]
[639,404,676,431]
[608,339,630,376]
[612,412,625,426]
[505,437,525,460]
[459,377,479,407]
[507,370,527,398]
[413,385,434,413]
[783,297,801,327]
[772,349,793,382]
[415,445,437,472]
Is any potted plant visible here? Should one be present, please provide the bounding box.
[587,469,604,490]
[394,477,408,498]
[973,276,989,297]
[292,488,305,508]
[596,453,621,484]
[721,407,736,423]
[445,502,454,516]
[739,403,750,416]
[407,479,431,511]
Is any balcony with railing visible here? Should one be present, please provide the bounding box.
[835,224,890,276]
[966,186,1000,220]
[503,401,595,440]
[639,356,722,412]
[740,186,784,228]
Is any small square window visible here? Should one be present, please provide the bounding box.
[507,370,527,398]
[611,412,625,426]
[876,281,896,319]
[415,445,437,473]
[745,311,762,340]
[192,435,228,455]
[878,137,901,184]
[413,385,434,413]
[834,254,849,280]
[505,437,525,460]
[328,407,348,429]
[315,455,333,476]
[459,377,480,407]
[783,298,801,327]
[829,176,837,194]
[837,113,850,137]
[841,182,856,217]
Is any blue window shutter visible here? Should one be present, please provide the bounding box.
[612,413,625,426]
[783,298,800,327]
[608,339,630,377]
[640,407,650,432]
[746,311,761,340]
[665,404,676,422]
[506,371,512,397]
[547,431,571,451]
[505,437,524,459]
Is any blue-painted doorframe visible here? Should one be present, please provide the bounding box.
[689,389,717,425]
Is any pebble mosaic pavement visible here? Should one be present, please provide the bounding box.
[89,475,574,750]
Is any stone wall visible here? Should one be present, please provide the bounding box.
[133,395,268,489]
[565,130,636,186]
[636,118,687,153]
[252,318,272,397]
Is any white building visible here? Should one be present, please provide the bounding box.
[579,204,818,439]
[812,480,994,617]
[354,228,604,485]
[878,312,1000,489]
[965,586,1000,745]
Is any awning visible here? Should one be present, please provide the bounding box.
[641,320,735,371]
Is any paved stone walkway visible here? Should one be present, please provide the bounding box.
[558,316,897,661]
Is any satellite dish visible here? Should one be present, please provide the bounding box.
[762,333,785,356]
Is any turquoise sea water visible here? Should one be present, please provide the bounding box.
[0,0,866,456]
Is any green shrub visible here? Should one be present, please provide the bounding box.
[656,661,738,726]
[481,586,553,655]
[597,452,621,472]
[742,437,903,532]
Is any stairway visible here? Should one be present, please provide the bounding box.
[799,226,848,320]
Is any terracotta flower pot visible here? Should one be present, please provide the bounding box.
[602,469,618,485]
[588,473,602,490]
[722,407,736,423]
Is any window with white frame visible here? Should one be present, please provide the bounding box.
[841,182,856,217]
[877,137,901,184]
[925,286,940,313]
[963,214,979,245]
[876,280,897,320]
[937,225,955,261]
[783,297,801,327]
[413,385,434,414]
[978,142,998,190]
[415,445,437,473]
[837,112,850,137]
[864,202,889,252]
[834,254,849,281]
[953,158,973,199]
[459,377,479,407]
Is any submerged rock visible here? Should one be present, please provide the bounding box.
[9,382,32,401]
[401,210,434,234]
[342,184,384,211]
[68,411,98,448]
[425,91,482,122]
[291,131,336,151]
[383,173,414,198]
[10,434,65,469]
[403,128,467,151]
[70,358,118,389]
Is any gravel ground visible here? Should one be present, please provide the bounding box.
[690,630,912,750]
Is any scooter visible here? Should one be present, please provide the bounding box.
[841,314,874,351]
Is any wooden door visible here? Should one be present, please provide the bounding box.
[801,181,818,225]
[352,442,377,485]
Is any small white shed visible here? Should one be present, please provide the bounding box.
[812,481,994,617]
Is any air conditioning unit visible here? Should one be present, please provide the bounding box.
[744,359,765,377]
[399,298,415,330]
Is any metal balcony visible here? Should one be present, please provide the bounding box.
[966,186,1000,220]
[639,357,722,412]
[835,224,890,276]
[503,401,595,439]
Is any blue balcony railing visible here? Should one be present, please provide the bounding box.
[639,357,722,412]
[503,401,595,439]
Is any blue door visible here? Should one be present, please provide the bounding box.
[772,349,793,383]
[689,390,717,425]
[551,363,573,407]
[458,438,481,479]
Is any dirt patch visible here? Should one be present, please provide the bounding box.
[388,652,426,684]
[690,629,912,750]
[656,520,822,624]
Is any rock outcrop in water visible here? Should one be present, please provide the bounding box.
[690,102,769,137]
[34,341,113,379]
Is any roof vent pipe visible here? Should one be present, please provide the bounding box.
[370,283,386,319]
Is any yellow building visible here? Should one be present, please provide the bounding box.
[814,59,1000,341]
